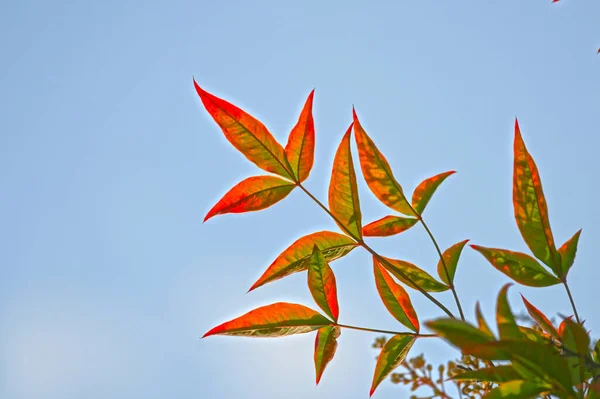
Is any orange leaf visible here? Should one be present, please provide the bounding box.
[308,246,339,322]
[204,176,295,221]
[314,325,340,384]
[378,257,449,292]
[249,231,358,291]
[373,260,419,332]
[285,90,315,183]
[558,229,581,278]
[370,334,415,396]
[362,215,418,237]
[437,239,469,286]
[328,124,362,240]
[411,171,456,215]
[353,109,414,216]
[521,295,559,341]
[202,302,330,338]
[513,119,561,274]
[194,80,293,179]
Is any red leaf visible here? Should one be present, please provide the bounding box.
[328,124,362,240]
[308,246,339,322]
[202,302,330,338]
[194,80,293,179]
[249,231,358,291]
[353,109,414,216]
[370,334,415,396]
[362,215,418,237]
[521,295,560,340]
[411,171,456,215]
[314,326,340,384]
[204,175,295,221]
[374,261,419,332]
[285,90,315,183]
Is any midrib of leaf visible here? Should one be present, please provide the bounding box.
[292,118,309,179]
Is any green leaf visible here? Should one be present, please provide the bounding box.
[593,339,600,363]
[362,215,418,237]
[249,231,358,291]
[521,295,559,340]
[452,365,522,383]
[475,301,495,339]
[329,124,363,240]
[308,246,339,322]
[202,302,331,338]
[496,284,522,340]
[426,318,495,353]
[313,325,340,384]
[378,256,449,293]
[437,239,469,285]
[373,260,419,332]
[411,170,455,215]
[561,318,591,386]
[482,380,551,399]
[470,245,560,287]
[370,334,415,396]
[512,120,561,274]
[558,229,582,278]
[517,326,548,344]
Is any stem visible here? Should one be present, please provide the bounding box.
[419,217,466,321]
[336,323,437,337]
[297,183,456,319]
[563,280,581,324]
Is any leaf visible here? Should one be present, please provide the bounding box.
[426,318,495,352]
[328,123,362,240]
[496,284,522,340]
[373,260,419,332]
[362,215,418,237]
[594,339,600,363]
[561,318,591,385]
[521,295,560,340]
[353,109,414,216]
[193,80,293,179]
[558,229,582,278]
[482,380,550,399]
[411,171,456,215]
[437,239,469,285]
[378,256,449,292]
[204,176,296,222]
[513,119,561,274]
[285,90,315,183]
[308,246,339,322]
[452,366,522,383]
[370,334,415,396]
[202,302,330,338]
[517,326,548,344]
[314,325,340,384]
[470,245,560,287]
[249,231,358,291]
[475,301,495,339]
[557,315,573,337]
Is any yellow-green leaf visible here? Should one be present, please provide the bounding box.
[470,245,560,287]
[373,260,419,332]
[370,334,415,396]
[378,256,449,293]
[329,124,362,240]
[412,171,455,215]
[314,325,340,384]
[308,246,339,322]
[513,120,561,274]
[496,284,522,340]
[482,380,551,399]
[362,215,418,237]
[437,239,469,285]
[353,109,414,216]
[558,229,582,278]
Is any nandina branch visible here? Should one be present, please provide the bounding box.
[335,323,437,338]
[563,280,581,324]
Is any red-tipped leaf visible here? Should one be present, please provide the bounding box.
[362,215,418,237]
[308,246,339,322]
[521,295,560,340]
[285,90,315,183]
[370,334,415,396]
[437,239,469,285]
[373,260,419,332]
[378,257,449,292]
[314,325,340,385]
[412,171,455,215]
[558,229,581,278]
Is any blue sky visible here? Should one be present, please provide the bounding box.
[1,1,599,398]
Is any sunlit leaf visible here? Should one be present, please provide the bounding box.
[204,176,295,222]
[452,366,522,383]
[513,119,561,274]
[203,302,330,338]
[411,171,455,215]
[557,315,573,337]
[370,334,415,396]
[314,325,340,384]
[249,231,358,291]
[475,301,495,339]
[470,245,560,287]
[373,260,419,332]
[521,295,560,341]
[437,239,469,285]
[194,80,293,179]
[308,246,339,322]
[426,318,495,353]
[362,215,418,237]
[496,284,522,340]
[558,229,582,278]
[378,257,449,293]
[482,380,551,399]
[285,90,315,183]
[328,124,362,240]
[353,109,414,216]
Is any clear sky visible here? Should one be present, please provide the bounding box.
[1,1,599,398]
